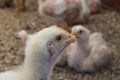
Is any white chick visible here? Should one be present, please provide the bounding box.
[68,27,111,72]
[87,32,112,70]
[66,25,90,72]
[0,25,75,80]
[38,0,90,28]
[58,26,111,72]
[56,25,90,67]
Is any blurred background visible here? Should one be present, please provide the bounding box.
[0,0,120,80]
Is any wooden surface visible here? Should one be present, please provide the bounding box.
[101,0,120,12]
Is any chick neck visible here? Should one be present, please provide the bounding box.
[23,41,53,80]
[76,37,89,55]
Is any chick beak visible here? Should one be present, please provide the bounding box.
[71,31,75,35]
[71,31,79,39]
[65,34,76,46]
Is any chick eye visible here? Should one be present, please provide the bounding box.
[56,35,62,41]
[79,30,83,34]
[48,43,52,45]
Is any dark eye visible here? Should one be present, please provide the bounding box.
[79,30,83,34]
[48,43,52,45]
[56,35,62,41]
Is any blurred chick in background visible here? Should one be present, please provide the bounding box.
[39,0,90,28]
[0,0,25,12]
